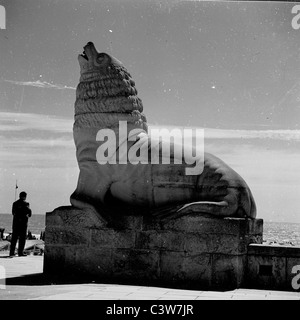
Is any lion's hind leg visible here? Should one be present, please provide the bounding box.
[152,201,230,221]
[176,198,236,217]
[152,193,238,221]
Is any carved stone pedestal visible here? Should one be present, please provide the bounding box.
[44,206,263,290]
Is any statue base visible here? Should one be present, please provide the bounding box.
[44,206,263,290]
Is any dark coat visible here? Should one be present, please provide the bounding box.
[12,199,32,226]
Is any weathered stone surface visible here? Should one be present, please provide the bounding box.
[46,206,106,229]
[111,214,144,230]
[287,258,300,292]
[90,229,136,249]
[112,249,160,281]
[70,41,257,221]
[159,251,212,288]
[247,254,286,289]
[246,243,300,291]
[45,42,262,289]
[135,230,250,254]
[160,215,263,235]
[248,243,300,257]
[212,254,245,289]
[44,206,263,290]
[246,218,263,235]
[43,245,66,274]
[45,226,90,246]
[74,247,113,277]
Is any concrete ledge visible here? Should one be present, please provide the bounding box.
[248,243,300,257]
[44,206,263,290]
[246,244,300,292]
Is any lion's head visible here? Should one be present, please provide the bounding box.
[74,42,147,132]
[78,42,124,79]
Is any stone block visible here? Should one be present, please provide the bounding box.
[287,258,300,292]
[212,254,246,289]
[135,230,249,254]
[44,206,263,290]
[111,248,161,281]
[43,245,66,274]
[160,251,212,288]
[246,218,263,235]
[160,215,262,237]
[46,206,105,229]
[114,214,144,230]
[45,226,90,246]
[74,247,113,277]
[90,229,136,249]
[247,254,286,289]
[246,244,300,291]
[204,234,248,255]
[248,243,300,257]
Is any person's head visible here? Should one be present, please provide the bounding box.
[19,191,27,200]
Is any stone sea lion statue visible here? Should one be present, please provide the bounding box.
[70,42,256,223]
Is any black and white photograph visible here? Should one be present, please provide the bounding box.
[0,0,299,303]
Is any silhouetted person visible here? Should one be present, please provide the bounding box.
[40,230,45,241]
[0,228,4,240]
[9,191,32,257]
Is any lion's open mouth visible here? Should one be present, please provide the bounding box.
[80,51,88,61]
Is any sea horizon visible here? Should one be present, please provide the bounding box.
[0,212,299,246]
[0,211,299,224]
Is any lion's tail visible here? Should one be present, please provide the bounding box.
[152,187,256,221]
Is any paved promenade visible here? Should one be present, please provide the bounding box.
[0,251,299,300]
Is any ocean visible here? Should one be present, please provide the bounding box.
[0,213,46,236]
[0,213,299,246]
[262,221,300,246]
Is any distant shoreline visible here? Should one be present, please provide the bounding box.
[0,212,299,224]
[1,214,299,245]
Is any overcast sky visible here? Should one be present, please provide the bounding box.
[0,0,300,223]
